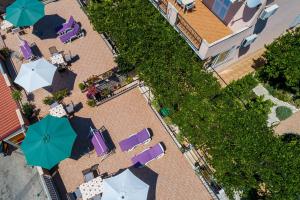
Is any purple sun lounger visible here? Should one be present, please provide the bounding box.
[131,143,165,166]
[57,16,75,36]
[119,128,151,152]
[20,40,33,60]
[91,128,109,157]
[59,23,83,44]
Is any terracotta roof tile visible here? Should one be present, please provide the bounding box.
[0,74,21,140]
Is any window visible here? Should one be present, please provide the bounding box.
[212,0,231,20]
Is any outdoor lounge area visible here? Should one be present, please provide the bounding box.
[57,88,212,200]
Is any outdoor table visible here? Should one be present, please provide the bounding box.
[49,46,58,55]
[50,53,66,65]
[79,176,103,200]
[49,104,67,118]
[1,20,13,31]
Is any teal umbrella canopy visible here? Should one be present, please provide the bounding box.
[6,0,45,27]
[21,115,77,169]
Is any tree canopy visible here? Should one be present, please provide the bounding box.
[87,0,300,199]
[259,28,300,94]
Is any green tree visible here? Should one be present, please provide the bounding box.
[259,27,300,94]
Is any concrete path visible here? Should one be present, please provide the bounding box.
[253,84,299,126]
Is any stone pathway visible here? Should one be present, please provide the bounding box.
[253,84,299,126]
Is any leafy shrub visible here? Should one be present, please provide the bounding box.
[258,27,300,94]
[78,83,86,91]
[43,89,68,105]
[43,96,55,105]
[0,47,11,58]
[53,88,68,102]
[22,103,34,119]
[294,99,300,108]
[276,106,293,121]
[12,90,22,102]
[86,99,96,107]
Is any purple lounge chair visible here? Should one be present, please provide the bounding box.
[59,23,84,44]
[20,40,33,60]
[57,16,75,36]
[131,143,165,166]
[119,128,151,152]
[91,128,109,157]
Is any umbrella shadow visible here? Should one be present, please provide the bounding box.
[68,116,95,160]
[113,166,159,200]
[45,70,77,93]
[33,14,66,39]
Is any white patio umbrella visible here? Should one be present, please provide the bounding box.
[102,169,149,200]
[14,58,57,92]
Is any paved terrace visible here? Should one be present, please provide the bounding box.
[2,0,116,116]
[58,88,212,200]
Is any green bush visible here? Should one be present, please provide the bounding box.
[294,99,300,108]
[53,89,68,102]
[258,27,300,94]
[0,47,11,58]
[79,83,86,91]
[43,96,55,105]
[276,106,293,121]
[87,99,96,107]
[12,90,22,102]
[22,103,34,119]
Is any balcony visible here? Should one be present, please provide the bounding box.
[156,0,233,49]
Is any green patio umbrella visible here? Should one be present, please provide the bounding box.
[21,115,77,169]
[6,0,45,27]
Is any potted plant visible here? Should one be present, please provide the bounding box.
[78,82,87,92]
[86,99,96,107]
[21,103,35,119]
[12,90,22,103]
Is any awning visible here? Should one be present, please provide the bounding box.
[246,0,261,8]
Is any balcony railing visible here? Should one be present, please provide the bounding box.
[175,14,202,50]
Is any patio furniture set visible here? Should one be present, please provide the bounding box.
[49,101,75,118]
[57,16,84,44]
[176,0,195,12]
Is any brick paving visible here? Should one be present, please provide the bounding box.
[1,0,213,199]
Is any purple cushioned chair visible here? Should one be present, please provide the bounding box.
[57,16,75,36]
[119,128,151,152]
[20,40,33,60]
[131,143,165,166]
[59,23,83,44]
[91,128,109,157]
